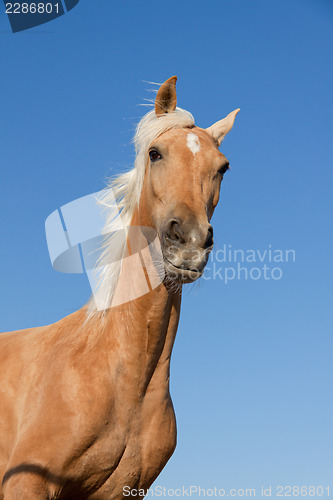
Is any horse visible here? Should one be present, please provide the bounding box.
[0,76,239,499]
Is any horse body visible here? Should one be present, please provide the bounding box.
[0,77,239,498]
[0,284,179,498]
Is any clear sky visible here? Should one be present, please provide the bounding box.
[1,0,332,497]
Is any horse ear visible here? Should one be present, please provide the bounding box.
[155,76,178,116]
[206,108,240,146]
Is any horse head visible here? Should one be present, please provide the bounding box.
[137,76,239,284]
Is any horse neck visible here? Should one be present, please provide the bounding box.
[101,209,182,392]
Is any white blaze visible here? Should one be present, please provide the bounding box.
[186,132,201,155]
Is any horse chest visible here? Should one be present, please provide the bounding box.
[60,382,175,499]
[137,391,177,484]
[83,390,177,498]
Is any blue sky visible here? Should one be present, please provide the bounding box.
[1,0,332,497]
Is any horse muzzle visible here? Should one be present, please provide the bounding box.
[161,217,213,283]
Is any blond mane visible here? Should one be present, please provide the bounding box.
[88,107,195,313]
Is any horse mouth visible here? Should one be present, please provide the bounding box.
[163,256,203,283]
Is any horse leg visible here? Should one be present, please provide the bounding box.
[3,475,52,499]
[2,464,62,499]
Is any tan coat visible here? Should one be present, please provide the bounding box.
[0,76,239,499]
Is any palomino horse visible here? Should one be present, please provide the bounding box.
[0,77,239,499]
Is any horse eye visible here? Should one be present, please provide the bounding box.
[149,149,162,162]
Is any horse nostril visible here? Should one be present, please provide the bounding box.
[204,225,214,249]
[165,219,185,244]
